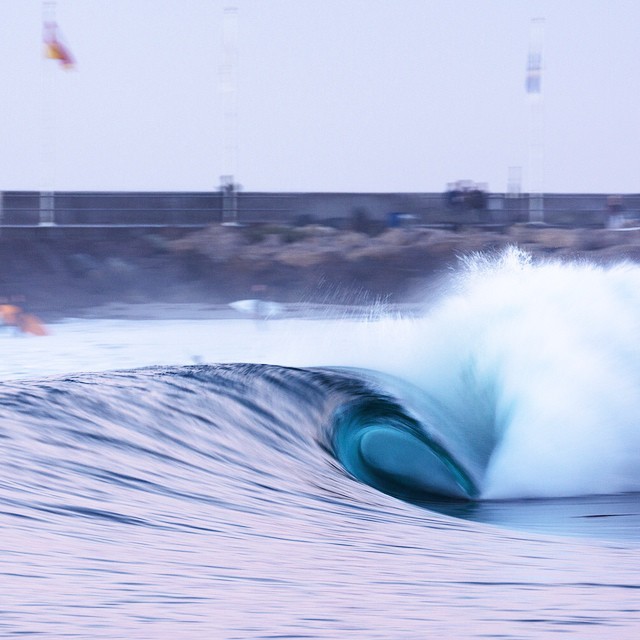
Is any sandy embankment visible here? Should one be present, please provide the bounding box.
[2,222,640,320]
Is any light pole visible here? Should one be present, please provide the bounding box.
[220,7,239,225]
[40,0,57,225]
[526,18,545,224]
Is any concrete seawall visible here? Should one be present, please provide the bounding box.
[2,191,639,228]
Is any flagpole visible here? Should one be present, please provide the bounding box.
[220,6,239,225]
[526,18,545,225]
[40,0,57,225]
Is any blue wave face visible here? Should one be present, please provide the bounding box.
[0,361,638,638]
[0,361,637,549]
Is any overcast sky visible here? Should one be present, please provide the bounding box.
[1,0,638,193]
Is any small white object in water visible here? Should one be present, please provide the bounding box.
[229,299,284,319]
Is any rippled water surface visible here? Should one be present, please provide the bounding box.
[1,251,639,638]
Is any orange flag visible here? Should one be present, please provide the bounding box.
[43,20,75,69]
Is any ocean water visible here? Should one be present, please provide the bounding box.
[0,248,638,638]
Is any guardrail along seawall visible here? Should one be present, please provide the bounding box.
[1,191,639,229]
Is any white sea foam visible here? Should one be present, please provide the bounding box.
[354,247,640,499]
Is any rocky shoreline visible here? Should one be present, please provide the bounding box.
[2,222,640,321]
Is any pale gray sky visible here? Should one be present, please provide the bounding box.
[1,0,639,193]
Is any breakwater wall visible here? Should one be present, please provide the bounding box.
[2,191,639,229]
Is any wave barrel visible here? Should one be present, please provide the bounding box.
[333,397,477,501]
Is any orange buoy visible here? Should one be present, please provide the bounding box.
[0,304,48,336]
[17,313,49,336]
[0,304,22,326]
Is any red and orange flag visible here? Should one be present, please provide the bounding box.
[43,20,75,69]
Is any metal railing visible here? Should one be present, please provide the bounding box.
[0,191,304,228]
[0,190,637,229]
